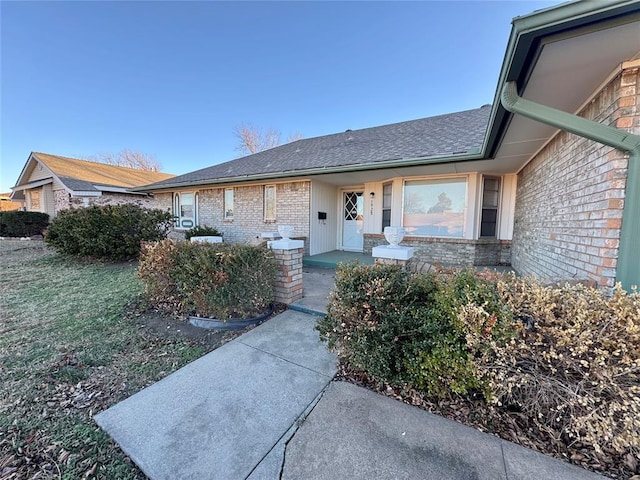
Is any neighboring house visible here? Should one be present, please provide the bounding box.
[135,0,640,291]
[0,193,21,212]
[10,152,175,218]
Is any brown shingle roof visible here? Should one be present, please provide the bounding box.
[140,106,490,190]
[32,152,174,190]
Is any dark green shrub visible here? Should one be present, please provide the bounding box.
[184,225,222,240]
[317,264,514,399]
[0,211,49,237]
[45,204,173,260]
[138,239,277,320]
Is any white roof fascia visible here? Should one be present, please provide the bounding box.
[71,191,102,197]
[10,178,54,191]
[93,185,148,195]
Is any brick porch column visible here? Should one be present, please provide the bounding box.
[268,239,304,304]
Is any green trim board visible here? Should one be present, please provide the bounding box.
[500,80,640,290]
[131,151,484,192]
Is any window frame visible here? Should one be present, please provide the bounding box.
[264,185,276,222]
[480,176,501,238]
[224,188,234,221]
[29,190,40,210]
[381,182,392,231]
[401,176,468,238]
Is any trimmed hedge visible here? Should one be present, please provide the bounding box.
[138,239,277,320]
[0,211,49,237]
[45,204,173,260]
[318,263,640,466]
[184,225,222,240]
[317,264,515,399]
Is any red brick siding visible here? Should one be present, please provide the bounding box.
[196,181,310,254]
[512,67,638,287]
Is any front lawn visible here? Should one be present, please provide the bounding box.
[0,240,239,479]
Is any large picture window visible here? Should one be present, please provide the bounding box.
[402,178,467,237]
[264,185,276,221]
[224,188,234,220]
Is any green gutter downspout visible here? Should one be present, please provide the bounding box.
[501,81,640,291]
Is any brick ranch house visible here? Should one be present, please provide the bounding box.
[135,0,640,291]
[10,152,174,218]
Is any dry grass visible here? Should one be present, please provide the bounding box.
[0,240,237,479]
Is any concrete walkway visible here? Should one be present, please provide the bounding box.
[96,267,605,480]
[95,310,336,479]
[289,266,335,316]
[282,381,604,480]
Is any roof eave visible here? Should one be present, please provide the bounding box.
[482,0,639,157]
[132,151,484,192]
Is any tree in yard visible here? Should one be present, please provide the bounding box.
[234,123,303,155]
[88,149,162,172]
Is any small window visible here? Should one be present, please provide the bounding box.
[224,188,234,220]
[382,183,392,230]
[264,185,276,221]
[480,177,500,237]
[30,190,40,210]
[173,192,197,229]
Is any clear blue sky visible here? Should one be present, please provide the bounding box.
[1,0,559,192]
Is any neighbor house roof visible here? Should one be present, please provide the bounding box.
[0,193,22,211]
[136,106,491,191]
[11,152,174,199]
[31,152,174,190]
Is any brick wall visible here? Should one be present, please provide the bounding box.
[512,67,638,288]
[197,181,311,254]
[54,190,70,213]
[89,193,167,210]
[54,190,170,215]
[364,234,511,266]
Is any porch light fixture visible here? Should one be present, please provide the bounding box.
[369,192,375,198]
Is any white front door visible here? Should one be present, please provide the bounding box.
[342,191,364,251]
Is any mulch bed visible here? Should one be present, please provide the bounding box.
[132,302,287,343]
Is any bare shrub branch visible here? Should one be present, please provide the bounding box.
[234,123,304,155]
[87,149,162,172]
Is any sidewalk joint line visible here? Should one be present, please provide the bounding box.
[500,440,510,480]
[237,340,336,378]
[243,383,331,480]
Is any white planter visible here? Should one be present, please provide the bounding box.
[190,236,223,244]
[277,224,295,240]
[383,226,405,247]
